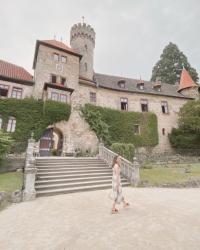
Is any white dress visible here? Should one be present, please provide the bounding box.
[112,164,124,204]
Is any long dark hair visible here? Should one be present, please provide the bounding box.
[112,155,119,168]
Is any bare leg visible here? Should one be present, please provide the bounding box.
[111,201,118,213]
[123,199,130,208]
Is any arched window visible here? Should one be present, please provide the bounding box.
[0,115,2,129]
[162,128,165,135]
[84,63,87,72]
[85,44,88,51]
[7,117,16,132]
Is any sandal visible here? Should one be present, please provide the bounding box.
[123,202,130,208]
[111,208,119,214]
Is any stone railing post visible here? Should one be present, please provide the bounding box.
[130,156,140,186]
[22,134,37,201]
[98,142,104,159]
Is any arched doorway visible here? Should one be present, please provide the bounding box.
[39,127,63,156]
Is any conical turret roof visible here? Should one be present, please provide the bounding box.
[178,68,198,91]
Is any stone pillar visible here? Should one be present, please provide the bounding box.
[130,157,140,186]
[98,142,104,159]
[22,137,37,201]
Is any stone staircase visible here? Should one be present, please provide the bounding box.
[35,157,130,197]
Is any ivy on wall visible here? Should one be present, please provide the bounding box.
[0,98,71,149]
[82,104,158,147]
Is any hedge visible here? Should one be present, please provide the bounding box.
[0,98,71,151]
[82,104,158,147]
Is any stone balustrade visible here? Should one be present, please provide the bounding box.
[22,135,37,201]
[98,143,140,186]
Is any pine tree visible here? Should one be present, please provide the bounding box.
[151,42,199,84]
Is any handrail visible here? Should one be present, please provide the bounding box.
[98,143,140,186]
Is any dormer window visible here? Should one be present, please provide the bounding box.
[118,80,126,89]
[153,82,161,91]
[137,81,144,90]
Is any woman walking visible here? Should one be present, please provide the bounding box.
[111,155,129,214]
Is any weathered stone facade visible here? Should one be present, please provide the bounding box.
[1,22,199,155]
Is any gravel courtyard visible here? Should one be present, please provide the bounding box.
[0,188,200,250]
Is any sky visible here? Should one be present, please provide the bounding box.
[0,0,199,81]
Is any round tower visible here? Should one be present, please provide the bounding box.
[70,22,95,80]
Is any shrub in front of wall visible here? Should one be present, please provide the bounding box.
[0,98,71,152]
[110,143,135,162]
[82,104,158,147]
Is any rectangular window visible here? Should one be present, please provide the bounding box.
[51,75,57,84]
[120,98,128,111]
[90,92,96,103]
[53,53,59,61]
[133,124,140,135]
[61,56,67,63]
[161,101,169,114]
[61,77,66,85]
[0,84,9,97]
[141,99,148,112]
[51,92,59,101]
[60,94,67,103]
[7,117,16,132]
[11,87,22,99]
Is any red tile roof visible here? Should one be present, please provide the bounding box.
[178,68,198,91]
[0,59,33,82]
[41,40,76,53]
[33,39,82,69]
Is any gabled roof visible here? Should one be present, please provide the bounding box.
[94,73,193,99]
[178,68,198,91]
[33,39,82,69]
[0,59,33,83]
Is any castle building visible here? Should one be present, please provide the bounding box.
[0,22,199,156]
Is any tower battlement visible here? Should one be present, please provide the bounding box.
[70,23,95,46]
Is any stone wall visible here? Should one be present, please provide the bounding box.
[0,80,33,99]
[33,44,80,99]
[76,83,189,153]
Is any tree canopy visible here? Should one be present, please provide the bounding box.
[169,99,200,149]
[151,42,199,85]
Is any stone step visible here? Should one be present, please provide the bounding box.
[37,166,111,172]
[36,159,103,163]
[36,182,130,197]
[37,169,112,176]
[36,157,99,160]
[35,175,120,185]
[36,172,113,181]
[36,163,108,168]
[35,179,128,191]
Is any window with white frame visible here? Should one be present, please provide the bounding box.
[51,92,59,101]
[0,84,9,97]
[141,99,148,112]
[7,117,16,132]
[118,80,126,89]
[161,101,169,114]
[0,115,2,129]
[90,92,96,103]
[120,98,128,111]
[133,124,140,135]
[61,56,67,63]
[11,87,22,99]
[53,53,59,61]
[60,94,67,103]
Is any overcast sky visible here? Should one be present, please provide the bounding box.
[0,0,199,81]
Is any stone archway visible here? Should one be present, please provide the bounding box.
[39,127,63,156]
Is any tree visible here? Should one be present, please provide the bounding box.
[0,130,13,159]
[151,42,199,85]
[169,99,200,148]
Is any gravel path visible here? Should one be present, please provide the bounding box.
[0,187,200,250]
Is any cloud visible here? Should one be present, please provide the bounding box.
[0,0,199,81]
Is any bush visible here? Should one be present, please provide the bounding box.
[82,104,158,147]
[110,143,135,161]
[0,130,13,159]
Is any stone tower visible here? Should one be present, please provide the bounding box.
[70,22,95,80]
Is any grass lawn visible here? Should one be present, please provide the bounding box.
[0,172,23,193]
[140,163,200,186]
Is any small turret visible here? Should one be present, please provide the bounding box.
[178,68,199,99]
[70,22,95,80]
